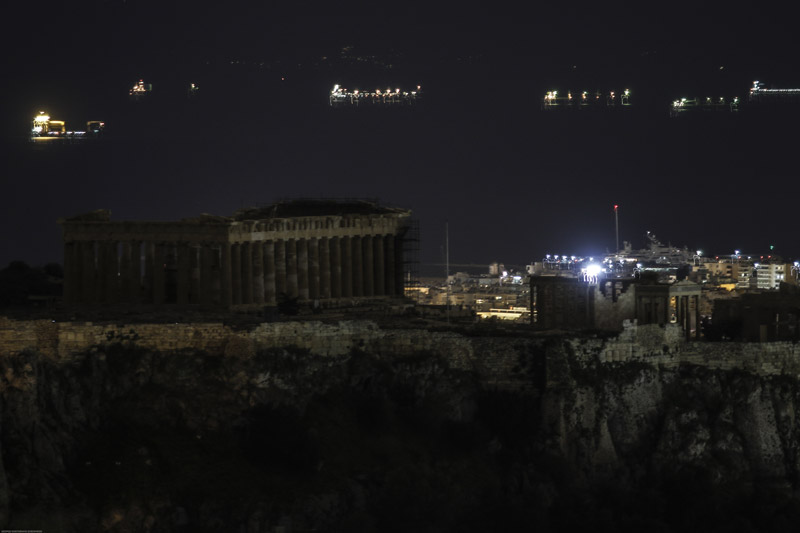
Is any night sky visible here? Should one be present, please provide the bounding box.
[3,4,799,271]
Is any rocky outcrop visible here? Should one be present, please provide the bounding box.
[2,319,800,531]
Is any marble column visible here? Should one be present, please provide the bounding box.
[153,243,166,305]
[253,240,265,304]
[319,237,331,300]
[374,235,385,296]
[143,242,155,304]
[118,242,132,304]
[177,243,191,305]
[297,238,309,300]
[330,236,342,298]
[385,235,396,296]
[286,239,298,298]
[200,244,214,305]
[275,239,287,297]
[362,235,374,297]
[264,241,276,305]
[231,243,242,305]
[394,235,404,296]
[341,236,352,297]
[241,242,253,305]
[351,236,363,297]
[129,241,141,303]
[99,241,118,304]
[308,238,320,300]
[81,241,97,303]
[95,241,107,303]
[221,242,232,307]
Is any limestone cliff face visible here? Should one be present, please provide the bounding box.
[2,319,800,531]
[544,343,800,486]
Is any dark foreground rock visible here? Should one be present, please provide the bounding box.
[2,320,800,531]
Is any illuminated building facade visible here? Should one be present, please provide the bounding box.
[60,200,412,307]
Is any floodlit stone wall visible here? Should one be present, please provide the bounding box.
[2,317,800,387]
[0,318,530,385]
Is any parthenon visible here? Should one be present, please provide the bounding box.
[59,200,412,307]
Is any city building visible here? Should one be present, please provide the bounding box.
[712,285,800,342]
[59,200,412,308]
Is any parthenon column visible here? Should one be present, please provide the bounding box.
[252,240,265,304]
[241,242,254,305]
[99,241,118,304]
[81,241,96,303]
[200,244,214,305]
[319,237,331,300]
[221,242,232,307]
[142,242,154,304]
[264,241,276,305]
[341,236,352,297]
[394,235,404,296]
[119,241,132,304]
[286,239,298,298]
[309,237,320,300]
[176,243,191,305]
[96,241,108,303]
[330,236,342,298]
[275,239,287,297]
[297,238,309,300]
[129,241,141,303]
[351,236,363,297]
[385,235,395,296]
[153,243,166,305]
[374,235,385,296]
[362,235,374,297]
[231,243,242,305]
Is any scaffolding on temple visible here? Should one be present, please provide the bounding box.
[402,219,420,302]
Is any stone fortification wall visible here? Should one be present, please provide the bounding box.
[571,320,800,376]
[3,316,800,384]
[0,317,536,389]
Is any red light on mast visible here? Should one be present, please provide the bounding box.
[614,204,619,210]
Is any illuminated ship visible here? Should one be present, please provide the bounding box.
[670,96,739,117]
[749,80,800,103]
[329,84,422,107]
[30,111,105,141]
[129,79,153,100]
[542,88,631,109]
